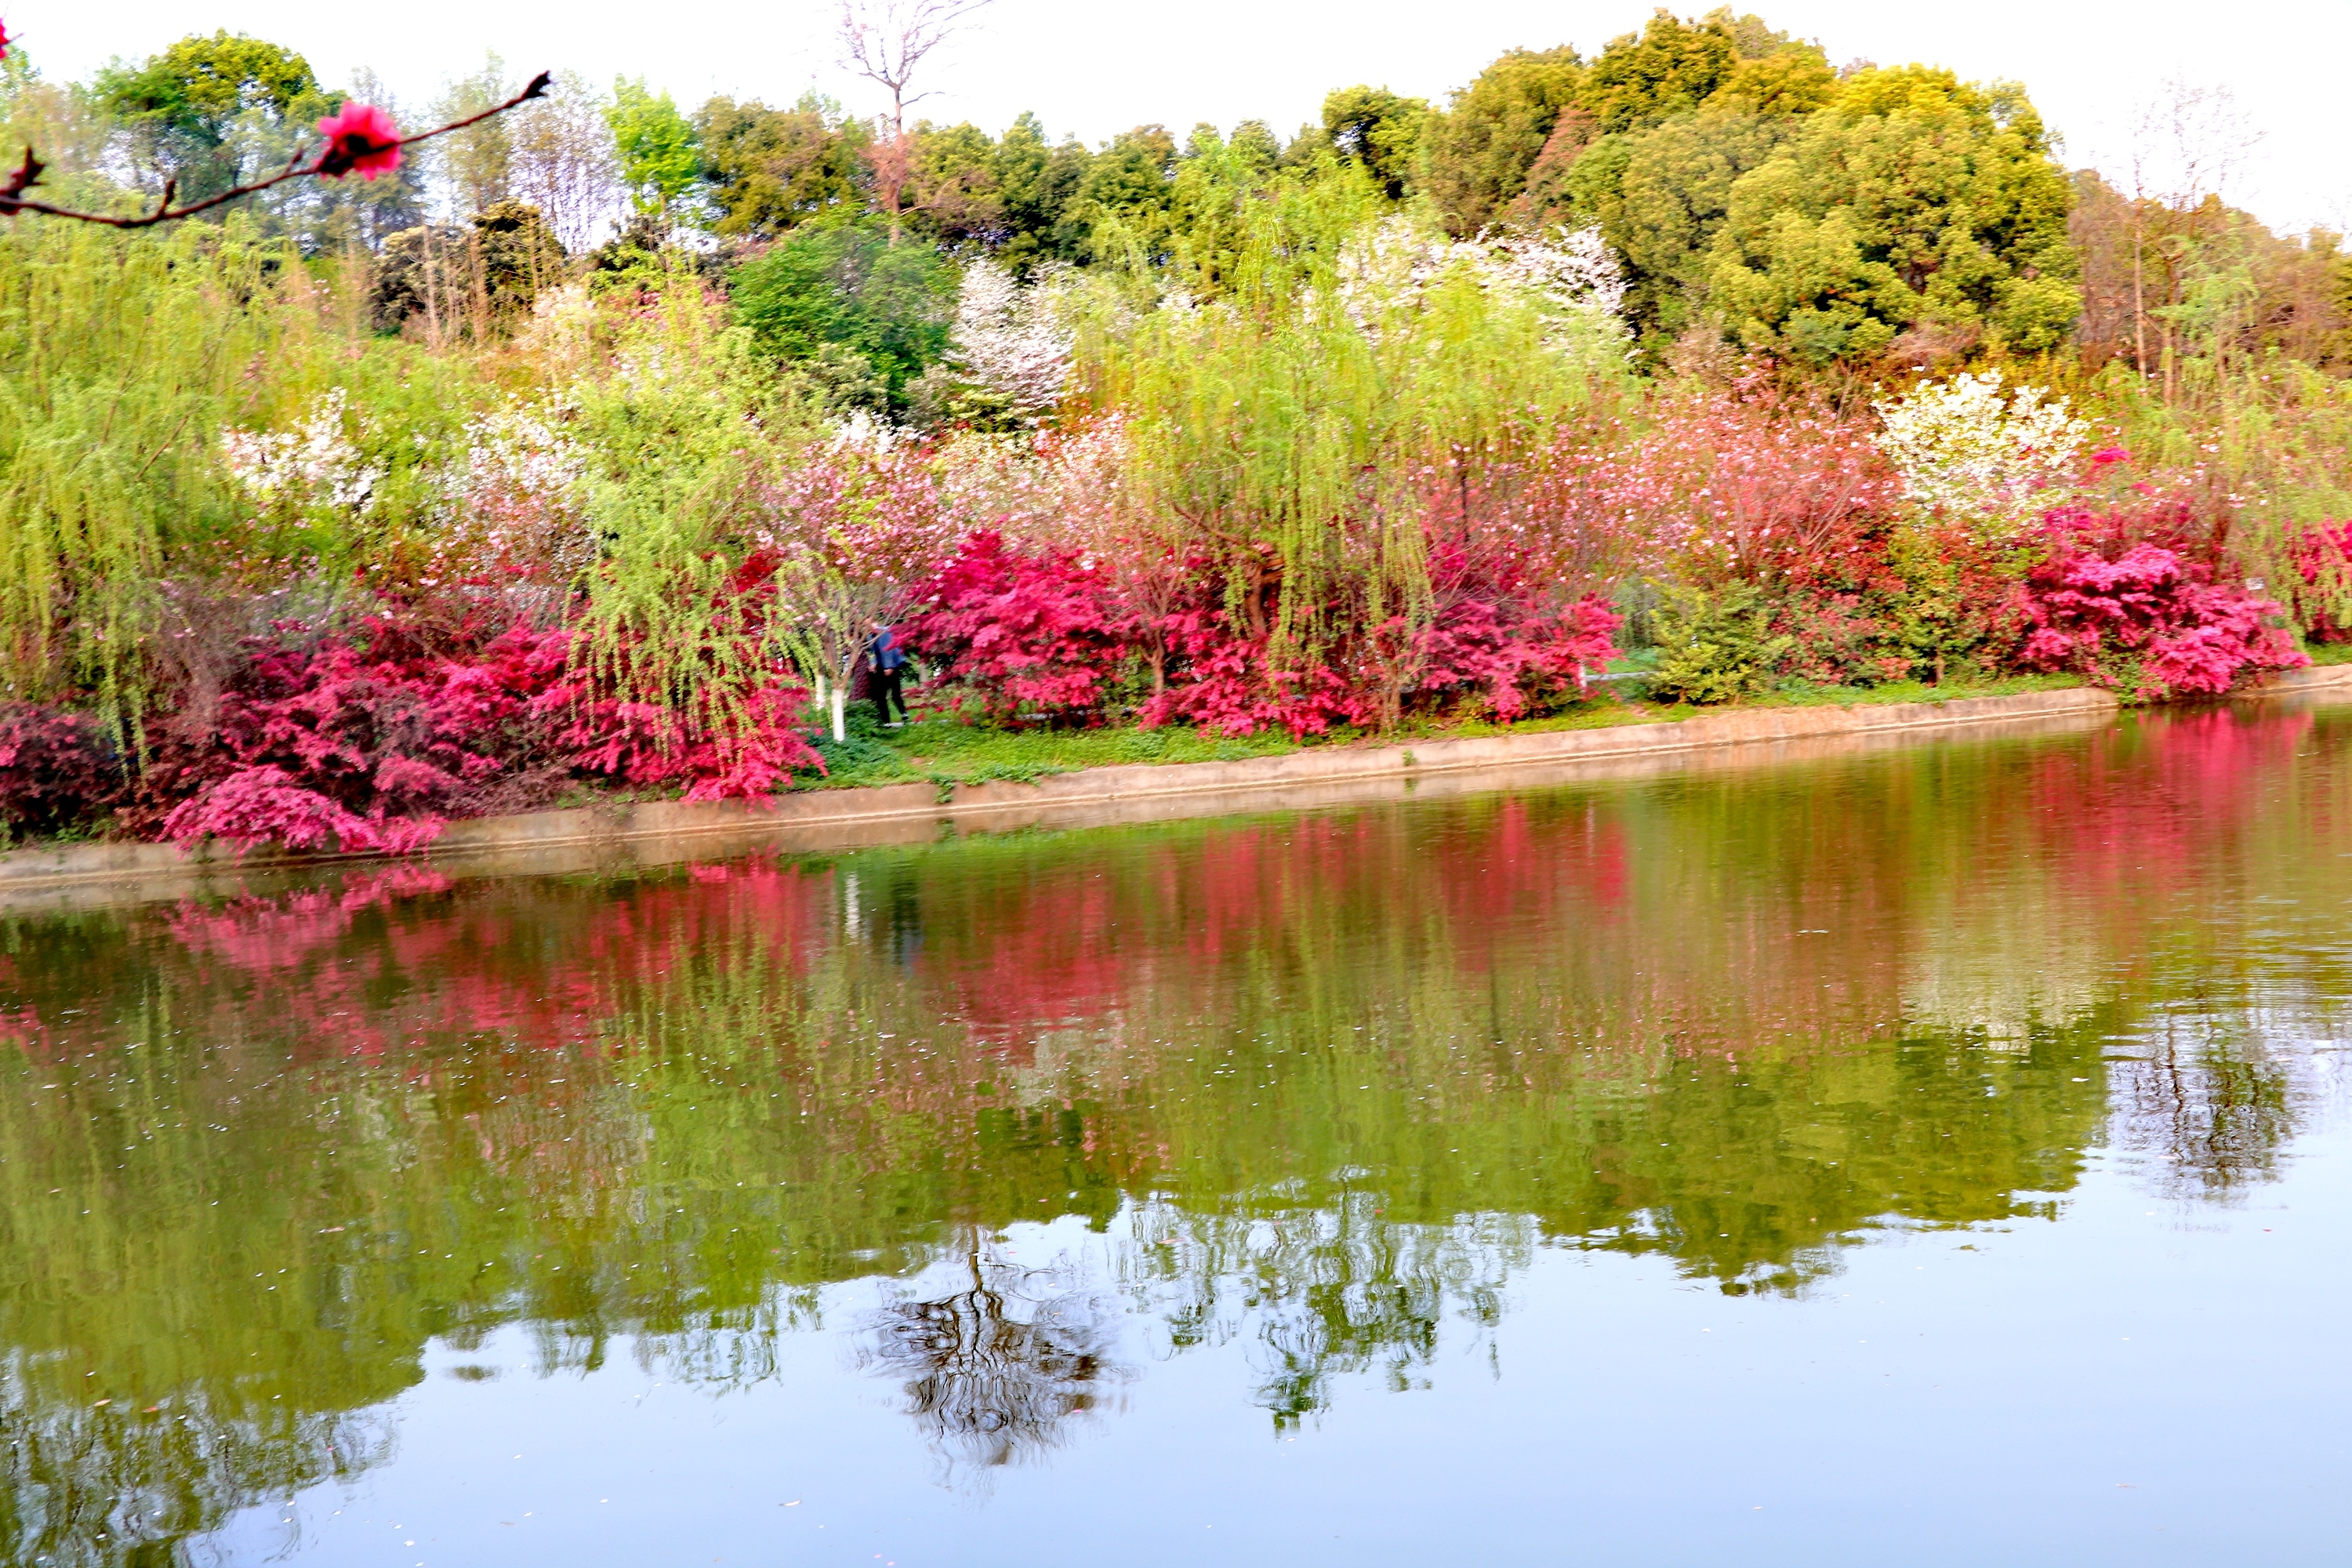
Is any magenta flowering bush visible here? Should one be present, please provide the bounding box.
[136,603,822,855]
[2017,512,2305,697]
[897,531,1127,721]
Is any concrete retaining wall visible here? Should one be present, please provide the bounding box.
[8,665,2349,909]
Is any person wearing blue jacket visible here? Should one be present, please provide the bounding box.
[866,621,909,727]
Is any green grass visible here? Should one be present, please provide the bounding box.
[784,671,2098,797]
[1744,673,2090,708]
[801,708,1301,794]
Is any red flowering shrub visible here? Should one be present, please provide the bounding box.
[556,683,822,800]
[898,530,1127,721]
[1135,606,1374,738]
[2292,519,2352,644]
[1408,559,1622,722]
[149,598,825,854]
[153,614,576,853]
[2017,512,2305,697]
[895,521,1622,738]
[0,703,125,840]
[162,765,449,854]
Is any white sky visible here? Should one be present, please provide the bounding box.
[14,0,2350,233]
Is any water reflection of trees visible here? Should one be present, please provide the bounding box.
[860,1236,1126,1481]
[2,705,2350,1550]
[1125,1195,1522,1426]
[0,1370,395,1568]
[2111,1023,2316,1197]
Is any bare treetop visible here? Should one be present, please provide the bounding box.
[838,0,997,136]
[2131,78,2265,211]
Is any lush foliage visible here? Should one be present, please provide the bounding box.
[900,531,1123,720]
[0,12,2343,853]
[2017,509,2305,696]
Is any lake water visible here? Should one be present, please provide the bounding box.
[5,702,2350,1566]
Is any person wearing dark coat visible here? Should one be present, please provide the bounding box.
[866,621,909,727]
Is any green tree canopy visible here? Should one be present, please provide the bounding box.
[1417,47,1585,236]
[728,217,955,409]
[696,94,866,238]
[1699,68,2080,361]
[608,78,702,220]
[94,31,321,201]
[1319,85,1428,201]
[986,111,1093,268]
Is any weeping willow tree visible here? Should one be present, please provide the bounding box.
[564,274,825,731]
[0,220,481,745]
[0,223,285,732]
[1076,162,1628,684]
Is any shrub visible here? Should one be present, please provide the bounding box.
[149,603,826,854]
[1646,583,1795,704]
[0,703,125,841]
[1610,380,1903,590]
[1871,370,2091,532]
[1136,607,1374,739]
[557,683,824,801]
[2017,516,2305,697]
[898,531,1127,723]
[151,613,576,853]
[2291,519,2352,643]
[1408,545,1622,720]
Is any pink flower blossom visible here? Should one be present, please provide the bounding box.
[315,102,402,181]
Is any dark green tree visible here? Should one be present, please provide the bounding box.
[1319,85,1428,200]
[1065,125,1178,261]
[728,217,955,408]
[696,94,866,239]
[1417,48,1585,234]
[987,112,1094,269]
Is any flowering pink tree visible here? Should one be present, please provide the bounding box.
[1607,380,1904,589]
[757,437,967,693]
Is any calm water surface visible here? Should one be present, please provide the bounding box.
[5,704,2351,1566]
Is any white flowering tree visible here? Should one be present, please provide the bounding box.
[1333,216,1628,355]
[1871,371,2091,531]
[441,402,593,583]
[220,388,385,517]
[932,259,1073,429]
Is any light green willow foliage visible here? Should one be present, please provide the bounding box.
[1077,169,1623,664]
[566,273,825,720]
[0,223,263,724]
[0,223,501,735]
[2073,357,2352,634]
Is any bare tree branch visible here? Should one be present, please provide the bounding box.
[837,0,993,245]
[837,0,995,136]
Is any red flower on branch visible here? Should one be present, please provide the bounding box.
[314,102,403,180]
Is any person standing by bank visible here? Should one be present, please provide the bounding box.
[866,620,909,727]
